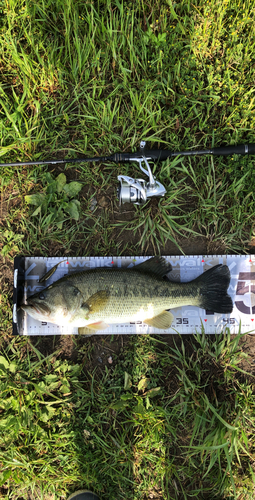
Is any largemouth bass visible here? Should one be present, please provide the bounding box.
[21,257,233,334]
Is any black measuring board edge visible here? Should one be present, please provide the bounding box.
[13,256,25,335]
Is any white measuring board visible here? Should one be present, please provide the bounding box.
[13,255,255,335]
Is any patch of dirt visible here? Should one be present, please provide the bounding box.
[84,334,128,372]
[30,335,77,361]
[30,334,130,372]
[248,238,255,253]
[0,189,20,222]
[238,334,255,375]
[0,256,13,288]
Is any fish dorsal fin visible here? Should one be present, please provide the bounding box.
[83,290,109,313]
[135,257,172,278]
[144,311,174,329]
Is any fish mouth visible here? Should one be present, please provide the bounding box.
[21,301,51,316]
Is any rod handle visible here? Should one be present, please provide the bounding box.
[211,144,255,155]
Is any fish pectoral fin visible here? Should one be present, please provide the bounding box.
[84,290,110,313]
[78,321,109,335]
[144,311,174,329]
[78,327,94,336]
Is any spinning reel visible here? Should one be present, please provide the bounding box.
[117,142,166,205]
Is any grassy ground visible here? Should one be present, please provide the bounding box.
[1,329,255,500]
[1,0,255,498]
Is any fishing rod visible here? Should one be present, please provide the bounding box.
[1,141,255,205]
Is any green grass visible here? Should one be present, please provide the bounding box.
[0,330,255,499]
[1,0,255,257]
[1,0,255,498]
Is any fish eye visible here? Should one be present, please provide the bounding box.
[39,293,45,300]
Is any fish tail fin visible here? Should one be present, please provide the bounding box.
[195,264,233,313]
